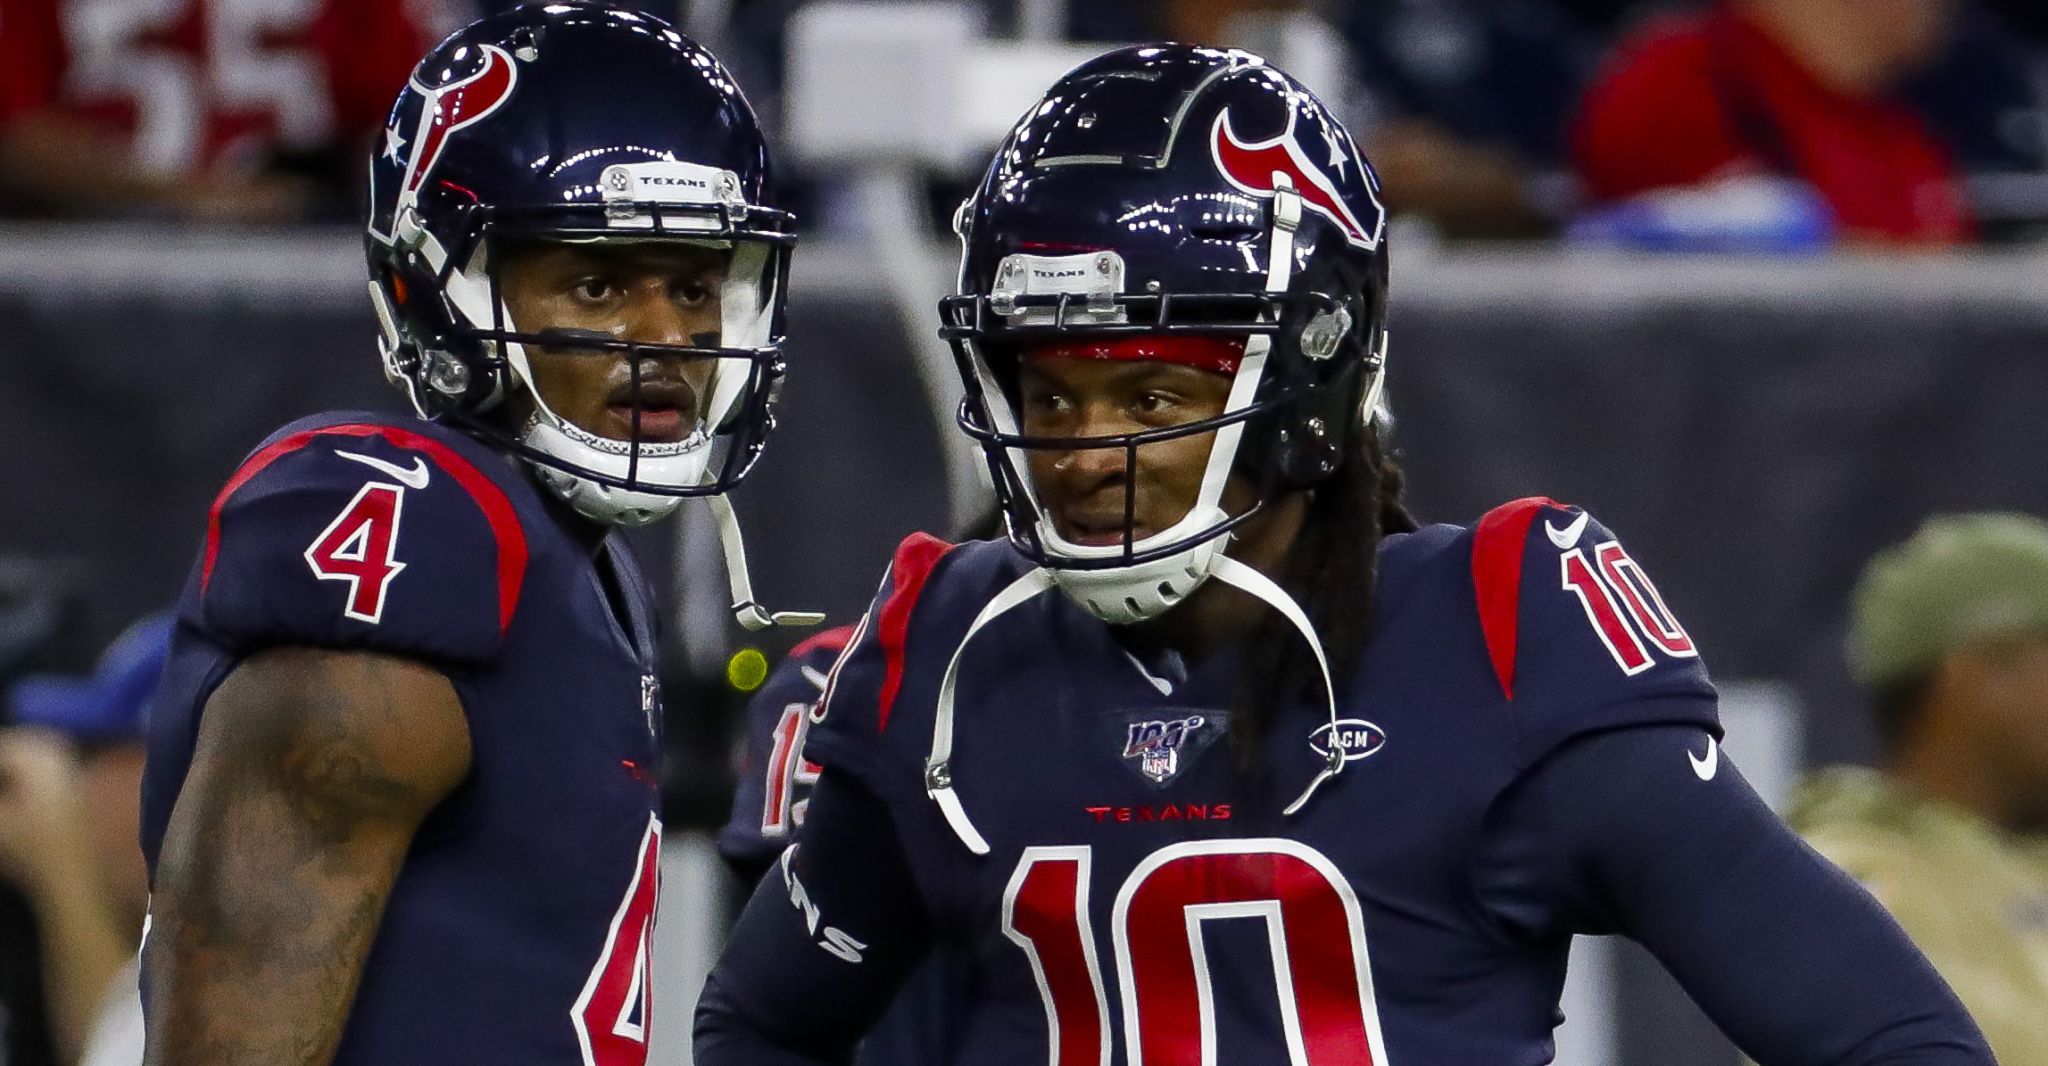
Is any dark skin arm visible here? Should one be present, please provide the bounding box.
[141,647,471,1066]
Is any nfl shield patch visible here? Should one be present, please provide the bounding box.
[1118,712,1221,787]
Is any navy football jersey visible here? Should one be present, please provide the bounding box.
[141,412,668,1066]
[797,500,1721,1064]
[719,626,983,1065]
[718,625,853,872]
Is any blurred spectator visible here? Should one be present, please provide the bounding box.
[1902,6,2048,175]
[1572,0,1973,246]
[0,613,170,1066]
[1788,515,2048,1064]
[1338,0,1599,237]
[0,0,457,221]
[1076,0,1576,237]
[1344,2,1594,169]
[0,562,91,1066]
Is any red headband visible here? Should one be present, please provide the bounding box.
[1021,335,1245,376]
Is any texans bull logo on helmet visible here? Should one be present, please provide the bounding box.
[1211,105,1386,251]
[370,44,519,242]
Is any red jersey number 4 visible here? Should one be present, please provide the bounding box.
[574,815,662,1066]
[302,481,409,624]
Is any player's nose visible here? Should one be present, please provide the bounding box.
[1051,435,1131,488]
[1053,401,1141,477]
[618,280,699,348]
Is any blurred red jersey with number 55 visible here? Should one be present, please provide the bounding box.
[0,0,453,177]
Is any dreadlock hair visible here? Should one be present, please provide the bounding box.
[1228,425,1417,780]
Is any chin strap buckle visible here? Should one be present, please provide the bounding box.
[1271,180,1303,234]
[731,600,827,632]
[706,493,822,631]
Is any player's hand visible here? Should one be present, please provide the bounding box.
[0,728,93,897]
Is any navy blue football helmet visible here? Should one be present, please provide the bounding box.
[366,2,794,528]
[943,45,1391,624]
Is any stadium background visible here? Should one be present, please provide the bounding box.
[3,0,2047,1063]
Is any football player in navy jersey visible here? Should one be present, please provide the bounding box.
[721,627,852,875]
[138,5,812,1065]
[695,45,1992,1065]
[720,624,986,1065]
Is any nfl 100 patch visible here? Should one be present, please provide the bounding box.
[1105,709,1227,787]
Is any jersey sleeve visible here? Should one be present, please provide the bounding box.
[1478,725,1994,1064]
[197,422,529,668]
[695,768,936,1066]
[717,626,857,878]
[1469,498,1718,766]
[801,533,959,797]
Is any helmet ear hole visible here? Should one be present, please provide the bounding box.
[377,254,510,418]
[1278,413,1341,485]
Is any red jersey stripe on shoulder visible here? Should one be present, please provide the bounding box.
[789,623,857,662]
[812,611,870,731]
[202,428,328,592]
[1471,496,1563,701]
[202,424,531,635]
[368,425,528,635]
[876,532,957,732]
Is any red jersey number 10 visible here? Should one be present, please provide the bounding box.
[1002,839,1391,1065]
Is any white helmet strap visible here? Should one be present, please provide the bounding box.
[924,566,1059,855]
[922,550,1346,856]
[704,491,825,631]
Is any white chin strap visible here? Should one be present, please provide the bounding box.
[923,555,1346,856]
[530,440,821,630]
[704,491,826,631]
[525,416,706,527]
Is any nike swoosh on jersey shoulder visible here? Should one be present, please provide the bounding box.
[334,448,432,489]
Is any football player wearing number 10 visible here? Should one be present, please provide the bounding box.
[137,5,814,1065]
[694,46,1991,1065]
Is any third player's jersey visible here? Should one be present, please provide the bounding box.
[719,624,983,1065]
[719,625,852,873]
[803,498,1719,1064]
[141,412,667,1066]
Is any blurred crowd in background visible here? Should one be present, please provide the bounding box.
[1,0,2046,244]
